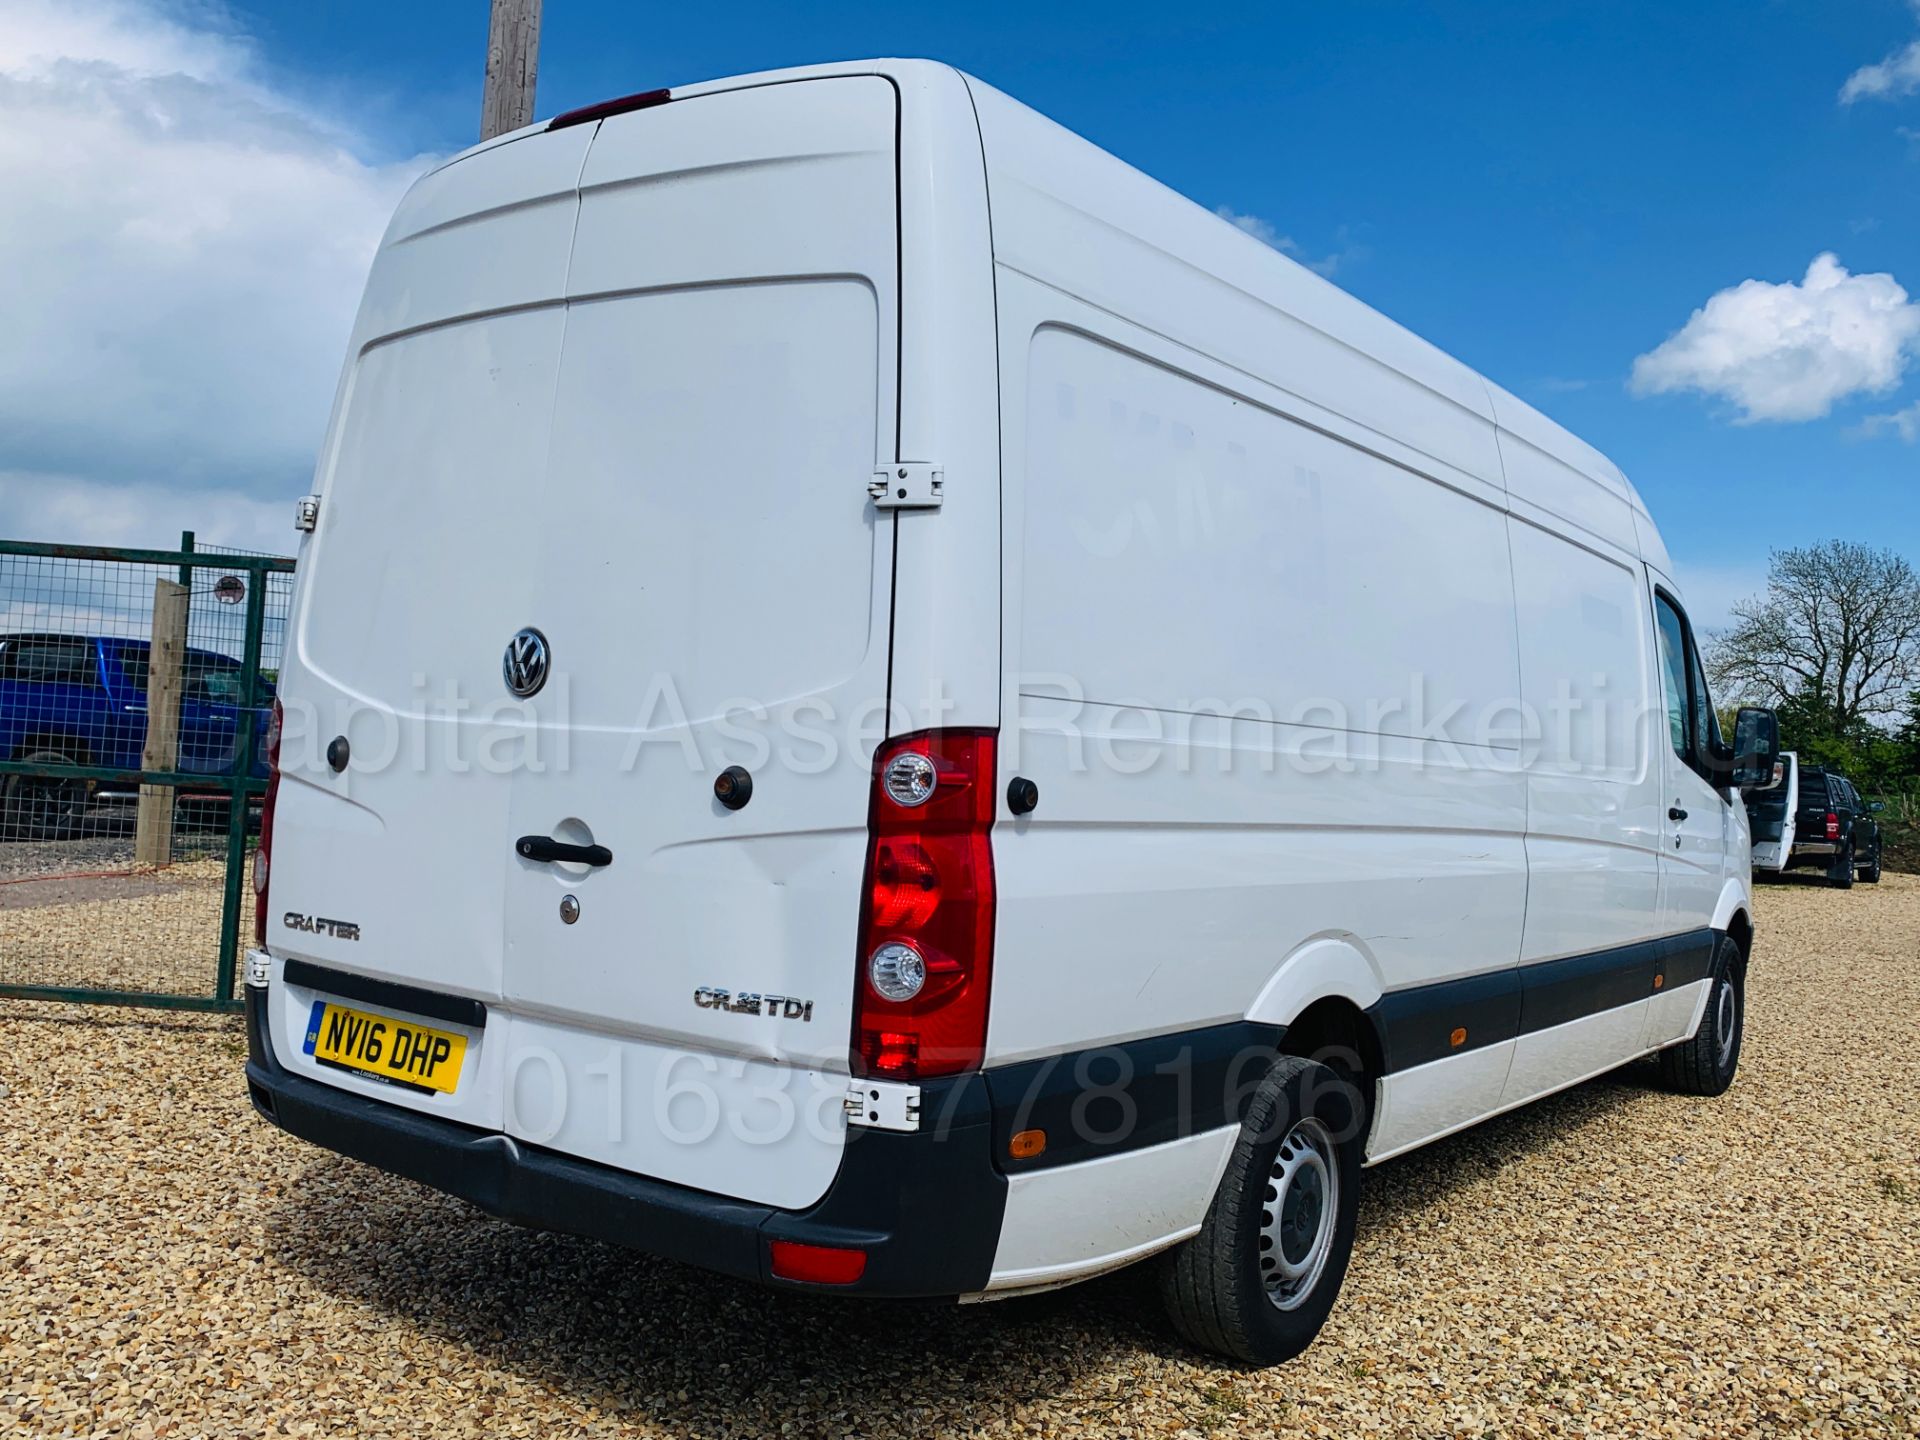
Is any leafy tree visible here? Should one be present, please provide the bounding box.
[1709,541,1920,731]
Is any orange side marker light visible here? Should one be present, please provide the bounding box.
[1010,1129,1047,1160]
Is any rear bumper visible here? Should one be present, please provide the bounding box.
[242,984,1007,1297]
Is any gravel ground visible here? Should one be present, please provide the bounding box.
[0,857,243,998]
[1,877,1915,1438]
[0,798,245,883]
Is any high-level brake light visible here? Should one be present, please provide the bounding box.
[546,88,671,132]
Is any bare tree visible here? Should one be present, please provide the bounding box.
[1708,541,1920,728]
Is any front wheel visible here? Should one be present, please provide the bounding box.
[1860,847,1882,884]
[1657,934,1744,1096]
[1158,1055,1363,1366]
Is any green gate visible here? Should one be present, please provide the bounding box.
[0,537,295,1011]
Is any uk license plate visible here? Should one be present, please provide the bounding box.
[302,1000,466,1095]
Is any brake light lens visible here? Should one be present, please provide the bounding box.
[854,730,997,1080]
[252,699,283,947]
[1826,812,1840,841]
[547,87,670,131]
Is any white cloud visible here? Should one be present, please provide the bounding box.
[1841,1,1920,104]
[0,0,439,547]
[1213,206,1349,278]
[1842,39,1920,104]
[1629,253,1920,423]
[1849,398,1920,442]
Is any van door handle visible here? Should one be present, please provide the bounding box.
[515,835,613,867]
[1668,807,1688,822]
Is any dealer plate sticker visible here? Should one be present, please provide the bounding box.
[302,1000,466,1095]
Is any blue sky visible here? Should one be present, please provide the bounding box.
[3,0,1917,626]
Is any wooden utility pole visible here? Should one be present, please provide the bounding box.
[134,579,190,868]
[482,0,543,140]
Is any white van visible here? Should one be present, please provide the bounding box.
[243,60,1781,1365]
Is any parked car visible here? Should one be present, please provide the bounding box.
[242,61,1780,1367]
[0,632,273,840]
[1783,762,1882,888]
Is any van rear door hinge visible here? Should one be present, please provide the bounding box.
[294,494,321,533]
[870,463,943,510]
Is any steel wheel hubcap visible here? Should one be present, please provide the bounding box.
[1259,1116,1338,1311]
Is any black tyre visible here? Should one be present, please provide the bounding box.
[1860,847,1881,884]
[1830,844,1854,889]
[1657,933,1744,1096]
[0,749,89,842]
[1158,1055,1362,1366]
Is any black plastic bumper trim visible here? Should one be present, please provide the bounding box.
[244,986,1004,1297]
[985,1021,1285,1174]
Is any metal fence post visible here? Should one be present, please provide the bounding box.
[215,568,270,1005]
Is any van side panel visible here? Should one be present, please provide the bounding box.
[987,282,1529,1067]
[1505,517,1663,964]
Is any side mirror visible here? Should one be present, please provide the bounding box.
[1870,800,1886,813]
[1728,707,1780,790]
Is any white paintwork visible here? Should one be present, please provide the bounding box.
[1370,998,1689,1165]
[1749,751,1798,872]
[985,1126,1237,1291]
[1368,1040,1517,1162]
[1502,996,1650,1107]
[1245,937,1386,1030]
[274,59,1757,1281]
[280,73,905,1204]
[1643,977,1712,1052]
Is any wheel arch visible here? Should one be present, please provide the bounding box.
[1710,877,1751,939]
[1245,935,1388,1085]
[1722,906,1753,974]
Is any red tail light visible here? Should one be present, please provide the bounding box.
[1825,812,1840,841]
[853,730,997,1080]
[252,700,283,946]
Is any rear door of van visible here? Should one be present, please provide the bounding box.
[272,76,900,1210]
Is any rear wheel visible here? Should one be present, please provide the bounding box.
[1,749,90,842]
[1829,844,1854,889]
[1158,1055,1362,1366]
[1657,933,1744,1096]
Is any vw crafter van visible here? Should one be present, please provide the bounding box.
[243,61,1781,1366]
